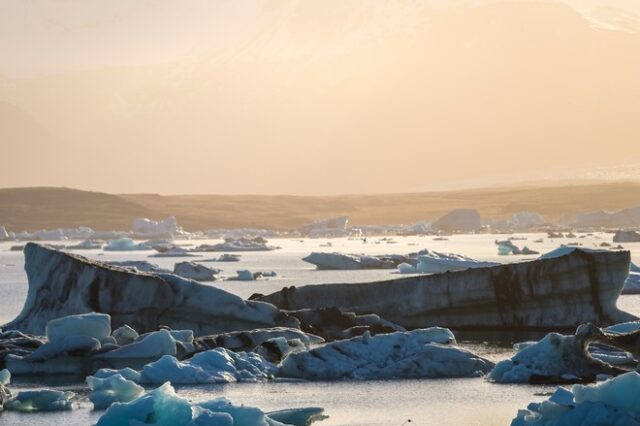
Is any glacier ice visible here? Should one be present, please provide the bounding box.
[87,373,145,410]
[137,348,276,385]
[4,243,297,336]
[4,389,75,412]
[96,382,325,426]
[279,328,493,380]
[511,372,640,426]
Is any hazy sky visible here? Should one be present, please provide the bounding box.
[1,0,640,194]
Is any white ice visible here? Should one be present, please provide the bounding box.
[279,328,493,380]
[4,389,75,412]
[87,373,145,410]
[96,381,324,426]
[512,372,640,425]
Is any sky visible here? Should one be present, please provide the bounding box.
[1,0,640,195]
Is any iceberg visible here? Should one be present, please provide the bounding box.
[173,262,220,281]
[4,389,75,412]
[132,217,181,237]
[138,348,277,384]
[104,238,151,251]
[488,322,640,384]
[302,252,407,270]
[95,382,325,426]
[511,372,640,426]
[279,328,493,380]
[3,243,297,336]
[261,249,634,329]
[194,237,277,252]
[65,239,103,250]
[413,250,497,274]
[105,260,170,274]
[87,373,145,410]
[94,347,277,385]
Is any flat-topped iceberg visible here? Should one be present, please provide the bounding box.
[262,249,635,329]
[4,244,297,336]
[279,328,493,380]
[96,382,325,426]
[511,372,640,426]
[302,252,406,270]
[194,237,277,252]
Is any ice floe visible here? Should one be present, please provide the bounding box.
[279,328,493,380]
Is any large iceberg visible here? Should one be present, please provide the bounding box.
[96,382,325,426]
[261,249,635,329]
[3,243,298,336]
[511,372,640,426]
[279,328,493,380]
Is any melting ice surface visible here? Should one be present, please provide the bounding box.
[1,234,640,425]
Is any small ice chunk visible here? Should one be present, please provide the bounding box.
[5,389,75,412]
[87,373,145,410]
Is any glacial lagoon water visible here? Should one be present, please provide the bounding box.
[1,233,639,425]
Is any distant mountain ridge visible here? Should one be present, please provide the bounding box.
[2,182,640,232]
